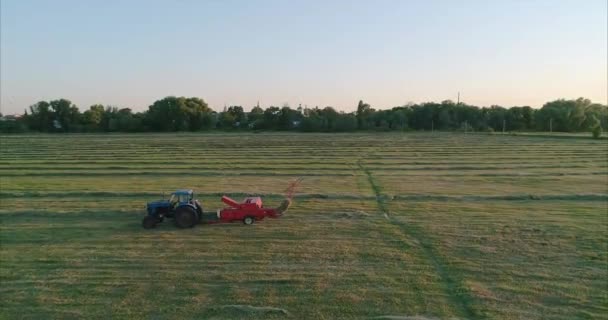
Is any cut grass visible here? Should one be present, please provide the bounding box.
[388,200,608,319]
[0,132,606,319]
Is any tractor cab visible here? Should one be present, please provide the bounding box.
[169,189,195,207]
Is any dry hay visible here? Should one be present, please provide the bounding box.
[275,198,292,214]
[213,304,289,316]
[336,211,370,219]
[371,316,458,320]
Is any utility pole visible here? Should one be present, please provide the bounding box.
[459,92,464,134]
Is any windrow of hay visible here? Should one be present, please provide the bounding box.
[4,191,605,202]
[371,316,456,320]
[275,199,292,214]
[212,304,289,315]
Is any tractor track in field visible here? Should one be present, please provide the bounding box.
[358,159,481,319]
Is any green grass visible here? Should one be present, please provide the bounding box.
[0,132,606,319]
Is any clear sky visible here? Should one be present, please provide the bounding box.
[1,0,606,114]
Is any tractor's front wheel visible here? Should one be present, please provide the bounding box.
[175,207,197,228]
[243,216,255,225]
[142,216,158,229]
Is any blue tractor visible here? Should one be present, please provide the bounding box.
[143,189,203,229]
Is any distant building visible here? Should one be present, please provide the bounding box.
[0,115,21,122]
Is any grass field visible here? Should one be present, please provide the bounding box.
[0,132,607,319]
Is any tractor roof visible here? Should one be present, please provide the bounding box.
[173,189,193,195]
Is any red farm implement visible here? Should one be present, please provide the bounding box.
[142,178,302,229]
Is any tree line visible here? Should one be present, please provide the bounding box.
[1,96,606,137]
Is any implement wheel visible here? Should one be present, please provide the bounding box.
[243,216,255,225]
[142,216,158,229]
[175,207,197,228]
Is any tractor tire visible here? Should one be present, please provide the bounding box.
[243,216,255,225]
[142,216,158,229]
[175,207,197,229]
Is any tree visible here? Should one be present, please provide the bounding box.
[333,112,358,131]
[486,106,507,131]
[506,107,527,131]
[146,96,212,131]
[277,105,302,130]
[260,106,281,129]
[50,99,80,131]
[537,98,583,132]
[218,108,235,129]
[300,107,324,132]
[389,107,409,130]
[568,98,590,131]
[248,106,264,129]
[583,103,607,132]
[12,96,607,134]
[356,100,373,129]
[26,101,53,131]
[437,108,452,130]
[408,103,436,130]
[587,114,602,139]
[521,106,535,130]
[227,106,246,127]
[83,104,105,131]
[184,97,214,130]
[218,106,246,129]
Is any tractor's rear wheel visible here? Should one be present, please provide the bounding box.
[175,207,197,228]
[142,216,158,229]
[243,216,255,225]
